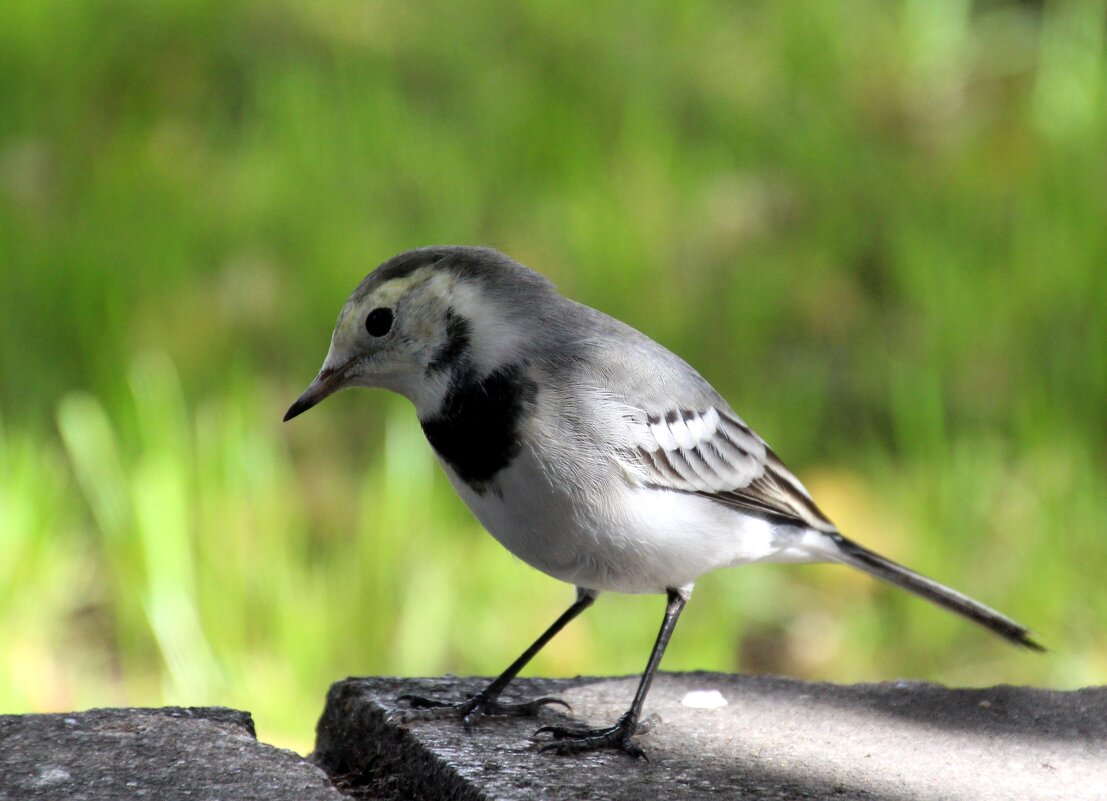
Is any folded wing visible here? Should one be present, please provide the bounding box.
[618,406,836,533]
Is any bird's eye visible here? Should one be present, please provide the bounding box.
[365,307,393,337]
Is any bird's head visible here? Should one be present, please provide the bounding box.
[283,246,555,422]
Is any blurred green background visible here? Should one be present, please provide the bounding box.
[2,0,1105,753]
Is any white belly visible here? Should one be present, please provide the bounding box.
[438,447,825,595]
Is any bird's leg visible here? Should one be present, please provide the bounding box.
[394,588,596,727]
[534,586,689,760]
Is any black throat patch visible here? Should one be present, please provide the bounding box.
[421,364,538,492]
[426,308,471,374]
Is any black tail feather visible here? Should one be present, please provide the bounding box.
[828,534,1045,652]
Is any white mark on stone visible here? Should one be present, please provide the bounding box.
[681,690,728,709]
[34,766,71,786]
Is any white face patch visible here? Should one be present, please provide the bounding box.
[332,266,451,345]
[315,265,465,416]
[375,265,455,307]
[326,266,456,365]
[446,279,528,375]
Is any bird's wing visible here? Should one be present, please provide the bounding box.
[608,403,836,532]
[552,302,836,532]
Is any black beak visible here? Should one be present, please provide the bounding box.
[283,393,318,422]
[283,366,344,422]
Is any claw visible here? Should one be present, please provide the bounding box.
[515,696,572,715]
[391,691,571,727]
[532,717,648,760]
[532,724,567,740]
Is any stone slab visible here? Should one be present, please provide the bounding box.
[312,673,1107,801]
[0,706,350,801]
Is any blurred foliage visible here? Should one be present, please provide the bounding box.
[1,0,1105,752]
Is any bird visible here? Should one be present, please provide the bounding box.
[284,245,1042,759]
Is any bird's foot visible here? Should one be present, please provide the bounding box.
[533,713,654,760]
[390,690,570,728]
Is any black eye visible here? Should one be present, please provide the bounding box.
[365,307,393,337]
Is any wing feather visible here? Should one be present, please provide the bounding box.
[619,406,835,532]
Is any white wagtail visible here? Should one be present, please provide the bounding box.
[284,246,1042,759]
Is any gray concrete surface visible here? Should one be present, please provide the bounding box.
[0,706,348,801]
[313,673,1107,801]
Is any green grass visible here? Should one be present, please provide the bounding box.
[2,0,1105,752]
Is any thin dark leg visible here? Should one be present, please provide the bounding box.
[396,588,597,726]
[535,587,688,760]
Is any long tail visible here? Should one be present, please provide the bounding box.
[823,532,1044,651]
